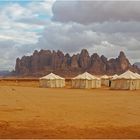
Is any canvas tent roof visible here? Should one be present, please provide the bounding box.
[101,75,109,79]
[134,73,140,79]
[113,70,138,80]
[40,73,64,80]
[73,72,100,80]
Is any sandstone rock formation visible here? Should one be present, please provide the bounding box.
[15,49,140,77]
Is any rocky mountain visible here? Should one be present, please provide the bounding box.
[15,49,140,77]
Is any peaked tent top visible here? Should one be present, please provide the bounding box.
[73,72,100,80]
[113,70,138,80]
[40,73,64,80]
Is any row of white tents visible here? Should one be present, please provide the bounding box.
[39,72,101,89]
[39,70,140,90]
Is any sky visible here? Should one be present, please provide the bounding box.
[0,0,140,70]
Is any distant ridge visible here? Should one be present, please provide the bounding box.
[134,62,140,69]
[0,70,11,76]
[14,49,140,77]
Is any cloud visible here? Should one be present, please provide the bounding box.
[0,0,55,45]
[36,21,140,64]
[36,22,101,53]
[51,1,140,63]
[0,0,56,70]
[0,41,36,70]
[0,0,140,70]
[88,21,140,33]
[27,0,55,17]
[52,1,140,24]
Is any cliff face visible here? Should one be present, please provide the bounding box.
[15,49,140,77]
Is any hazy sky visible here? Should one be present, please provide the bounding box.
[0,0,140,70]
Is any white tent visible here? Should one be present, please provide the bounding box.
[72,72,101,89]
[39,73,65,88]
[101,75,110,87]
[111,70,140,90]
[134,73,140,89]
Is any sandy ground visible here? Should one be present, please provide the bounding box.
[0,84,140,138]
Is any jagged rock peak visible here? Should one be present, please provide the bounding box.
[14,49,140,76]
[119,51,126,58]
[80,49,89,55]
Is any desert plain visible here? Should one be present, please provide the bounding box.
[0,79,140,138]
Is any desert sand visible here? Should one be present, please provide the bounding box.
[0,80,140,138]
